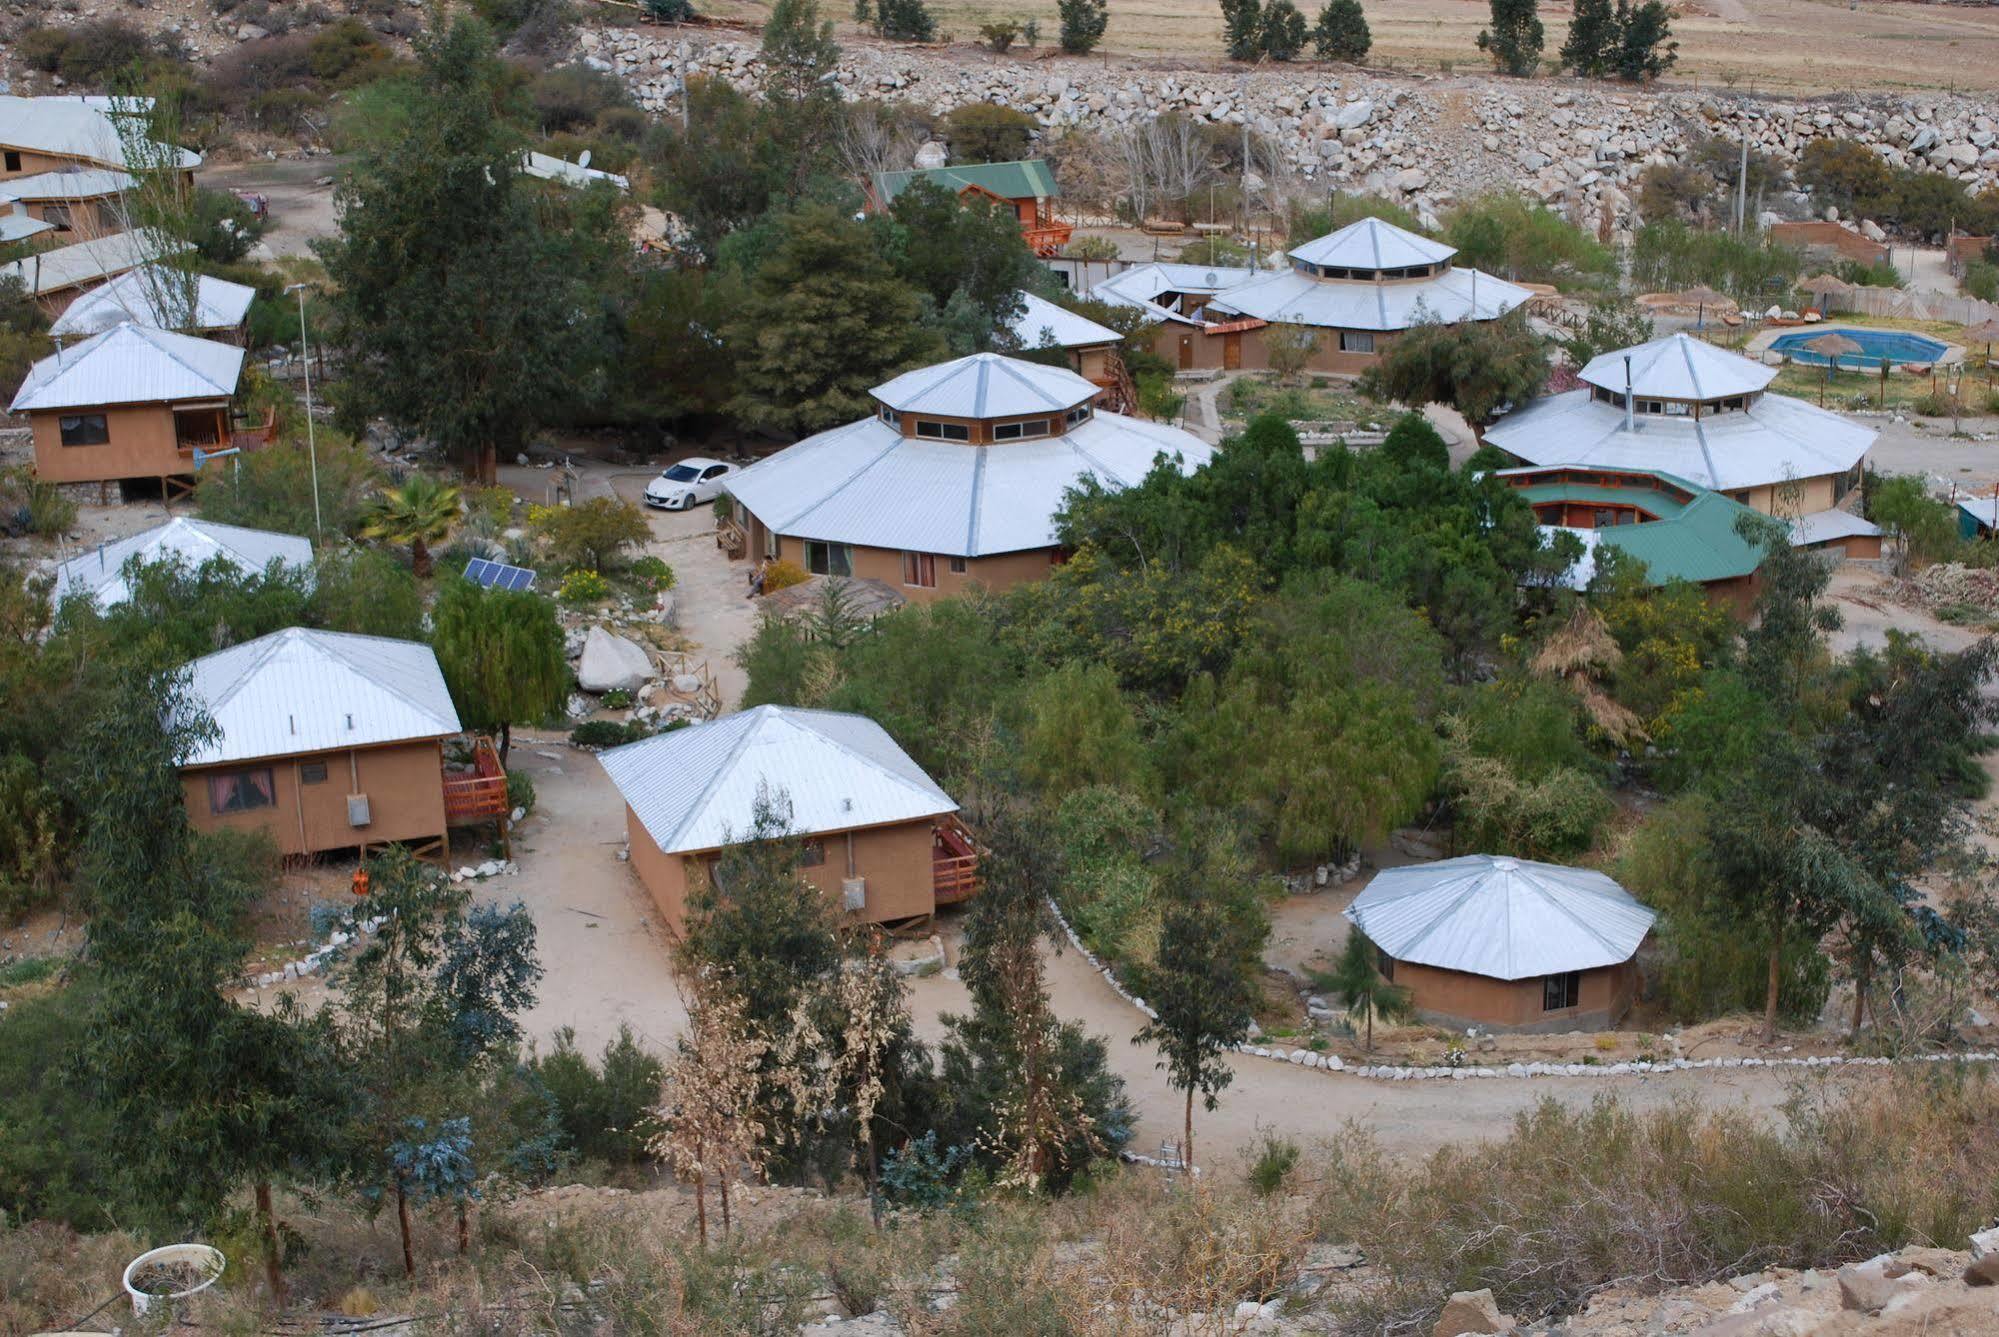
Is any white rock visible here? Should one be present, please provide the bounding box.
[577,626,654,694]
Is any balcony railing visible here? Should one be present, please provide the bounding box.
[1021,222,1073,258]
[443,736,510,823]
[932,818,981,904]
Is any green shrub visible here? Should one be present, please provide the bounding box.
[528,1024,664,1166]
[505,768,537,818]
[1247,1132,1300,1195]
[558,568,612,605]
[978,18,1022,51]
[628,554,675,592]
[1964,260,1999,304]
[569,719,651,747]
[943,103,1036,164]
[600,687,634,709]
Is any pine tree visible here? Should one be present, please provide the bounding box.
[1312,0,1371,61]
[1325,929,1412,1050]
[1558,0,1617,76]
[1477,0,1545,76]
[1612,0,1677,81]
[1261,0,1309,59]
[1220,0,1264,60]
[1057,0,1109,52]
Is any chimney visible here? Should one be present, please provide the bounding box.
[1624,355,1635,434]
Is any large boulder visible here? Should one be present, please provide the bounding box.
[576,626,653,694]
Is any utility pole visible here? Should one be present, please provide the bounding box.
[1735,123,1749,234]
[286,283,323,542]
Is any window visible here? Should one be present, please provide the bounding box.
[763,525,779,560]
[1064,405,1093,427]
[299,761,328,784]
[2,151,18,173]
[700,464,728,480]
[949,556,968,574]
[878,406,901,428]
[208,768,276,815]
[42,205,71,231]
[903,551,936,588]
[1376,946,1396,981]
[991,419,1051,442]
[799,839,826,868]
[1542,971,1581,1012]
[1340,330,1376,354]
[59,413,109,446]
[805,541,852,577]
[914,419,970,441]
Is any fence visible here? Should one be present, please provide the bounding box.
[1836,286,1999,326]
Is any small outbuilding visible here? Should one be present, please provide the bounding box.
[49,266,257,342]
[0,229,185,316]
[179,627,508,860]
[51,515,312,608]
[599,704,978,931]
[1343,854,1656,1033]
[0,166,133,235]
[869,159,1071,256]
[12,320,248,496]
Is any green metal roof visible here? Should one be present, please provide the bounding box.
[1512,482,1694,521]
[873,159,1060,205]
[1590,491,1765,585]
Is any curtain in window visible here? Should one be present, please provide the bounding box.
[209,768,276,814]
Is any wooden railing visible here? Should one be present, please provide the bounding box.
[932,818,981,904]
[1021,222,1073,257]
[443,736,509,823]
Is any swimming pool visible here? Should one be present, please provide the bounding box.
[1769,328,1950,370]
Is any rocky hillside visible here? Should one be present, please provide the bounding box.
[580,25,1999,235]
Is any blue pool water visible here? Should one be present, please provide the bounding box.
[1770,328,1949,369]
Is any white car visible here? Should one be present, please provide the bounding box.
[644,457,736,510]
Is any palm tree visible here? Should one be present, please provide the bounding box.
[1322,929,1413,1052]
[361,475,462,577]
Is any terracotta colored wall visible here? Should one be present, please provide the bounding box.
[1153,324,1398,377]
[26,196,119,234]
[0,147,98,177]
[761,528,1060,603]
[1074,346,1113,382]
[626,809,943,933]
[1729,475,1839,516]
[183,739,448,858]
[31,403,196,484]
[1391,957,1637,1033]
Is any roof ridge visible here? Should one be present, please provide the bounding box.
[765,420,912,533]
[774,710,949,805]
[636,709,766,849]
[1509,862,1625,961]
[965,445,988,554]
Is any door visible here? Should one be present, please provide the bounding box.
[1178,335,1194,371]
[1223,332,1242,371]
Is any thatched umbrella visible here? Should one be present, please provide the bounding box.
[1803,330,1866,406]
[1678,284,1729,330]
[1798,272,1854,314]
[1965,318,1999,372]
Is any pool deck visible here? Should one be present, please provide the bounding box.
[1745,323,1964,369]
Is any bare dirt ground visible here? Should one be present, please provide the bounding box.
[693,0,1999,94]
[200,156,343,262]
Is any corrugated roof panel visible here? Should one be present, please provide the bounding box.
[12,321,244,412]
[1286,216,1457,270]
[0,95,201,170]
[52,517,313,607]
[1485,388,1875,494]
[182,628,460,767]
[871,352,1097,417]
[724,408,1213,557]
[599,705,959,855]
[1009,291,1121,350]
[51,268,256,337]
[1206,264,1531,330]
[1344,854,1656,979]
[0,229,187,297]
[0,167,134,200]
[1579,333,1775,400]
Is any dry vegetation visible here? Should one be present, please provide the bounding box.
[8,1070,1999,1334]
[689,0,1999,95]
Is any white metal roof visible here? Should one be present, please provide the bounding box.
[1287,216,1457,270]
[11,321,244,412]
[1789,508,1881,546]
[1344,854,1656,980]
[0,167,134,200]
[521,149,630,192]
[1009,291,1121,350]
[0,212,53,243]
[872,352,1099,418]
[52,517,312,608]
[50,267,257,337]
[599,704,958,856]
[1206,263,1530,331]
[1090,262,1257,325]
[181,627,461,768]
[0,95,201,170]
[1484,388,1875,495]
[1580,333,1775,401]
[724,408,1213,558]
[1960,497,1999,531]
[0,229,185,297]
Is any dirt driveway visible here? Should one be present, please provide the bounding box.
[202,156,345,260]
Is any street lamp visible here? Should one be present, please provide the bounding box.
[284,282,322,542]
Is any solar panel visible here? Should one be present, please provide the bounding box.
[464,558,538,592]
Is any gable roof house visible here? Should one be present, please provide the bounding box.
[49,266,257,342]
[1483,332,1875,525]
[723,352,1214,601]
[0,95,201,180]
[870,159,1072,256]
[0,166,135,236]
[179,628,507,859]
[51,515,313,608]
[1006,290,1131,406]
[0,229,189,315]
[1344,854,1657,1032]
[600,704,976,929]
[11,321,249,496]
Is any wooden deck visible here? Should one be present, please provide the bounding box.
[442,736,509,823]
[932,818,981,905]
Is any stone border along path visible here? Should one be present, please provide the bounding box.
[1045,899,1999,1085]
